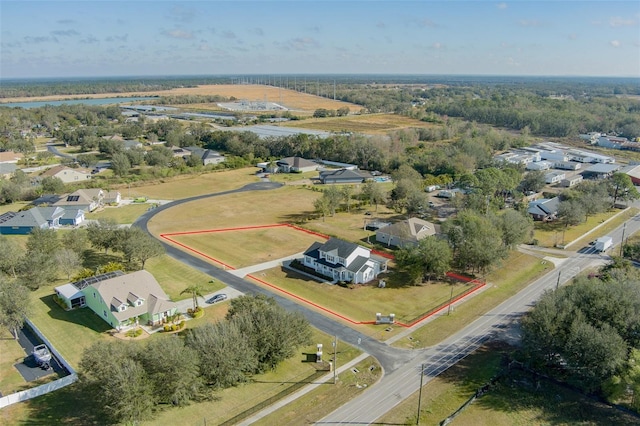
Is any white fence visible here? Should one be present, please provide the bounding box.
[0,319,77,409]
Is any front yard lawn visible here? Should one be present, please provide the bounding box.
[145,254,225,301]
[248,266,475,329]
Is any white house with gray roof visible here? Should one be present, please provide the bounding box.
[303,238,387,284]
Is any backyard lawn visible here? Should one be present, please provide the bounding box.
[28,287,117,368]
[0,329,29,396]
[86,202,150,224]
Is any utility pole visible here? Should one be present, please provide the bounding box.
[447,285,454,315]
[556,270,561,290]
[620,222,627,257]
[333,336,338,384]
[416,363,425,425]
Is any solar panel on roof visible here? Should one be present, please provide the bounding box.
[66,195,80,202]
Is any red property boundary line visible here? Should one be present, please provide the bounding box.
[160,224,486,328]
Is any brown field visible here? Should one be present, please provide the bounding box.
[284,113,437,134]
[146,185,320,235]
[168,226,327,269]
[0,84,360,113]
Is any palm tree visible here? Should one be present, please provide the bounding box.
[180,285,204,311]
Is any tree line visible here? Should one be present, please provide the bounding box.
[521,261,640,411]
[77,294,311,424]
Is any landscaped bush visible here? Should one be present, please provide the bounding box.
[52,294,69,310]
[125,328,143,338]
[187,307,204,318]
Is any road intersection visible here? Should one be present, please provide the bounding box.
[135,184,640,424]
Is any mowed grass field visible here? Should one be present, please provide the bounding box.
[249,267,475,328]
[1,84,360,114]
[147,185,321,235]
[168,226,328,269]
[284,113,438,134]
[120,168,261,200]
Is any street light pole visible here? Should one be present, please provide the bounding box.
[447,285,454,315]
[556,271,561,290]
[416,363,425,425]
[333,335,337,385]
[620,222,627,257]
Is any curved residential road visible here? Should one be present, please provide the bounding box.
[46,142,75,159]
[133,182,417,374]
[135,181,640,424]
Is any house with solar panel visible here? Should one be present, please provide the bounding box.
[302,238,388,284]
[54,270,178,330]
[0,207,65,235]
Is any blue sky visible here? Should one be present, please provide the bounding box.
[1,1,639,79]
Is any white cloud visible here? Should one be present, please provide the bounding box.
[432,42,443,49]
[610,40,621,47]
[609,17,637,28]
[496,3,508,10]
[162,29,194,40]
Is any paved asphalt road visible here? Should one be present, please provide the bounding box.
[317,212,640,424]
[133,182,411,373]
[135,183,640,424]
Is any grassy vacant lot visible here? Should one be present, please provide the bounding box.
[534,207,637,248]
[0,201,30,215]
[0,329,29,396]
[249,266,474,330]
[379,342,638,425]
[253,356,382,425]
[145,254,225,301]
[284,113,437,134]
[121,168,261,200]
[395,251,551,349]
[147,185,320,235]
[87,203,150,224]
[169,226,327,269]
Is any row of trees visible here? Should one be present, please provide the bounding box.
[521,262,640,409]
[0,223,163,290]
[396,209,533,282]
[78,295,311,424]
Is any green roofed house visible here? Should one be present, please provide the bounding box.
[54,270,178,331]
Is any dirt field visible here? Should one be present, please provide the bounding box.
[0,84,360,113]
[283,113,437,134]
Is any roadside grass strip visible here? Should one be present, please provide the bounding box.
[160,223,486,329]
